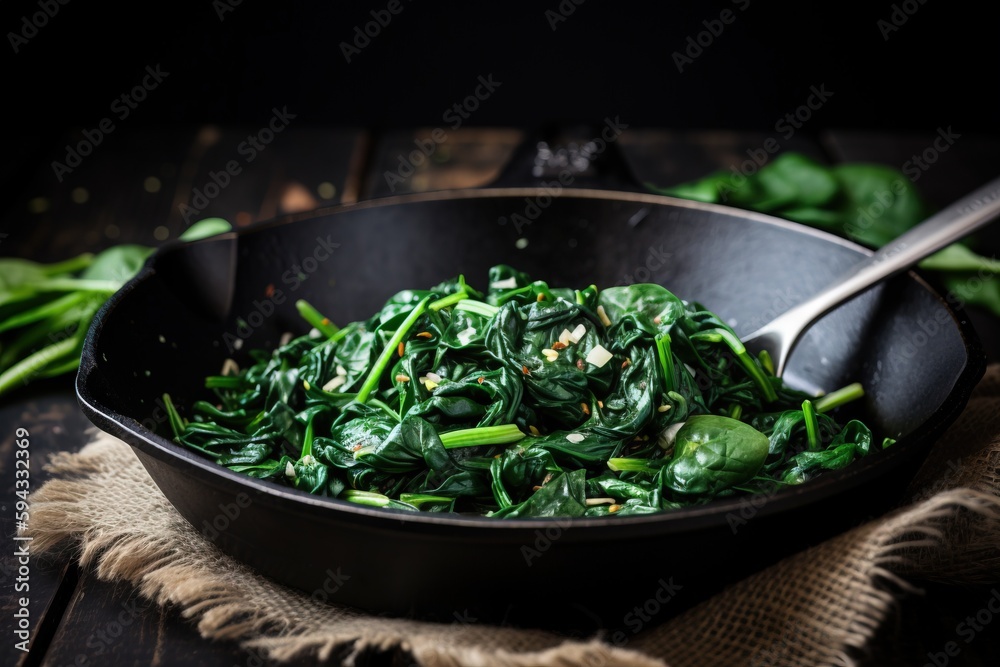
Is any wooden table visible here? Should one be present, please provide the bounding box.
[2,126,999,666]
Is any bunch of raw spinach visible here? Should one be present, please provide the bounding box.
[167,265,883,518]
[650,152,1000,316]
[0,218,230,399]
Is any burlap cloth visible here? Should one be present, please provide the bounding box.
[26,367,1000,666]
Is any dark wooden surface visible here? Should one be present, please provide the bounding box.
[2,127,1000,666]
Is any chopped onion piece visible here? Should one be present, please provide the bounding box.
[323,376,346,392]
[568,324,586,343]
[565,432,585,444]
[585,344,614,368]
[285,462,296,478]
[425,372,443,383]
[658,421,686,450]
[490,277,517,289]
[558,328,572,345]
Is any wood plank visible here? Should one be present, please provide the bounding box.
[1,127,365,262]
[37,573,401,667]
[0,390,92,666]
[364,128,523,199]
[0,125,367,665]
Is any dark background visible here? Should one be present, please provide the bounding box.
[3,1,996,140]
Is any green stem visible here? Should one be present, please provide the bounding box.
[802,399,819,450]
[341,489,391,507]
[814,382,865,413]
[295,300,339,338]
[454,299,500,318]
[694,328,777,402]
[0,336,79,398]
[428,291,468,311]
[368,397,401,423]
[0,292,89,335]
[439,424,526,449]
[607,457,661,473]
[655,333,675,393]
[356,296,431,404]
[301,414,315,458]
[162,393,186,440]
[32,278,121,293]
[205,375,246,389]
[39,253,95,276]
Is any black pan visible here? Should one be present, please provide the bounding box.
[76,135,985,631]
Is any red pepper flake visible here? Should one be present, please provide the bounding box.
[351,444,363,451]
[581,402,590,416]
[321,317,331,326]
[621,358,632,369]
[532,485,543,491]
[522,365,531,375]
[653,316,662,325]
[576,359,585,371]
[551,341,568,350]
[416,331,433,339]
[477,376,485,384]
[397,342,405,357]
[597,400,604,409]
[536,293,546,302]
[609,504,622,513]
[264,283,275,298]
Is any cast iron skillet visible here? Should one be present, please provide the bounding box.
[76,133,985,631]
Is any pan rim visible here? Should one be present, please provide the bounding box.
[75,187,986,534]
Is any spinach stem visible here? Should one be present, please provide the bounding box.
[0,336,79,398]
[356,296,431,404]
[655,333,675,392]
[162,393,186,440]
[38,253,95,276]
[439,424,525,449]
[454,299,500,318]
[814,382,865,413]
[429,291,468,311]
[695,328,777,402]
[295,300,339,338]
[301,414,315,458]
[802,399,819,450]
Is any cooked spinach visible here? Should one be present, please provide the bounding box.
[169,266,882,517]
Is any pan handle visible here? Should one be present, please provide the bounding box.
[487,121,641,191]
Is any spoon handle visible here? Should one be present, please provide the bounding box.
[745,175,1000,376]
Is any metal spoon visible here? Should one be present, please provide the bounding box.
[742,175,1000,377]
